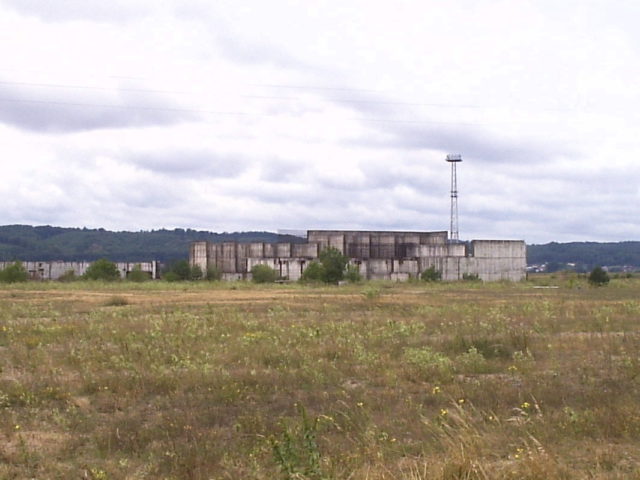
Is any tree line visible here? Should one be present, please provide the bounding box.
[0,225,303,262]
[2,225,639,270]
[527,241,640,271]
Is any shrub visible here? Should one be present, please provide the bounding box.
[83,259,120,281]
[462,272,480,282]
[270,404,324,479]
[455,346,490,374]
[206,266,222,281]
[127,264,149,282]
[300,261,325,283]
[57,270,77,282]
[403,346,453,381]
[344,264,362,283]
[190,265,203,281]
[299,248,351,284]
[163,271,180,282]
[318,247,348,284]
[251,264,278,283]
[103,296,129,307]
[361,285,381,300]
[421,266,442,282]
[165,260,191,281]
[588,266,610,286]
[163,260,203,281]
[0,261,28,283]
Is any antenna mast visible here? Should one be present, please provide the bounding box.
[445,154,462,241]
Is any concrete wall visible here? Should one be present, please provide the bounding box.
[246,257,307,281]
[470,240,526,258]
[189,230,526,282]
[293,243,319,258]
[0,260,159,280]
[190,241,208,274]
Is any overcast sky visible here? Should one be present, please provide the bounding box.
[1,0,638,244]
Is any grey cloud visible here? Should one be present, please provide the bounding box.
[359,160,443,192]
[230,181,343,208]
[0,82,197,133]
[259,157,306,182]
[363,122,557,166]
[128,150,248,179]
[326,90,405,117]
[325,87,573,166]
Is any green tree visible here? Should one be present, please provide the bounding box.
[83,259,120,281]
[0,261,28,283]
[318,247,348,284]
[300,261,325,282]
[165,260,191,281]
[420,266,442,282]
[251,264,278,283]
[588,266,610,286]
[162,260,205,281]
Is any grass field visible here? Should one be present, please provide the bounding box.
[1,277,640,479]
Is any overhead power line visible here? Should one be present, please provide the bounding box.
[0,96,491,127]
[0,79,579,113]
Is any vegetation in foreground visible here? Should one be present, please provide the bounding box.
[1,277,640,478]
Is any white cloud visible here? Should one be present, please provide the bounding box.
[0,0,638,243]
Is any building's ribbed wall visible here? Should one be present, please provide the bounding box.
[190,230,526,282]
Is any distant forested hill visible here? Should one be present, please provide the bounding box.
[0,225,304,262]
[527,241,640,270]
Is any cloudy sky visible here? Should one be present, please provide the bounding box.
[1,0,638,244]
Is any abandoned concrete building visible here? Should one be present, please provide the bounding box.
[190,230,526,282]
[0,260,159,281]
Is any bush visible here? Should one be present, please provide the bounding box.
[300,249,354,284]
[103,296,129,307]
[127,264,149,282]
[319,247,348,283]
[588,266,610,286]
[361,285,381,300]
[300,261,325,282]
[455,346,490,374]
[403,346,453,381]
[344,264,362,283]
[251,264,278,283]
[462,272,480,282]
[190,265,203,281]
[163,271,180,282]
[57,270,77,282]
[165,260,190,281]
[83,259,120,281]
[420,266,442,282]
[206,266,222,281]
[0,261,28,283]
[163,260,203,281]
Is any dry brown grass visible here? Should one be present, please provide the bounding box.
[1,278,640,478]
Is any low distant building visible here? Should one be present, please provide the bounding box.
[0,260,159,280]
[190,230,526,282]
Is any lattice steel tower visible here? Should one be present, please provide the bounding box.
[446,154,462,241]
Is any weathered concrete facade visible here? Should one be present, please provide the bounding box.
[0,260,159,280]
[190,230,526,282]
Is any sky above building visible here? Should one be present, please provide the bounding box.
[1,0,638,244]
